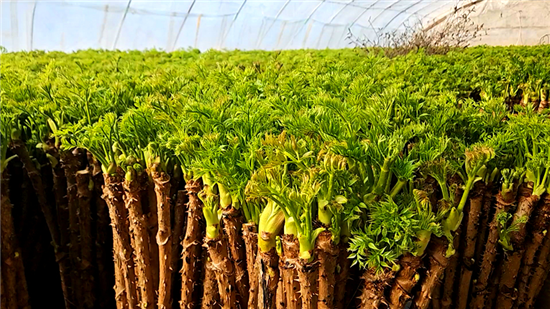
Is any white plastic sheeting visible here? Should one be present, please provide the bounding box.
[1,0,549,52]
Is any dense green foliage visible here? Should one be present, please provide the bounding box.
[2,46,549,273]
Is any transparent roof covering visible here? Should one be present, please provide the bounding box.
[2,0,549,52]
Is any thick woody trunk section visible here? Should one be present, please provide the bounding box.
[431,276,442,309]
[414,237,449,309]
[317,231,338,309]
[456,182,485,309]
[258,246,280,309]
[1,169,30,309]
[334,241,351,309]
[388,253,422,309]
[358,268,394,309]
[470,190,516,309]
[152,169,173,309]
[103,173,138,309]
[495,184,540,309]
[475,183,494,269]
[222,207,249,306]
[522,232,550,309]
[440,185,465,309]
[281,234,301,309]
[180,179,204,309]
[171,190,187,306]
[89,155,114,309]
[297,259,320,309]
[205,236,238,309]
[1,269,6,309]
[146,177,160,292]
[51,148,74,308]
[201,254,220,309]
[61,150,84,307]
[517,193,550,305]
[440,233,460,309]
[124,174,155,309]
[277,262,285,309]
[76,170,95,309]
[243,223,259,309]
[10,140,73,307]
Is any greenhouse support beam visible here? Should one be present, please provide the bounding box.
[112,0,133,50]
[221,0,248,46]
[29,1,38,50]
[283,0,325,49]
[348,0,383,29]
[171,0,197,52]
[256,0,291,48]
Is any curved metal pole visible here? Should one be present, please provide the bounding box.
[283,0,325,49]
[368,0,407,27]
[29,0,38,50]
[423,0,485,31]
[315,0,355,48]
[348,0,383,29]
[171,0,197,52]
[328,0,356,23]
[112,0,132,50]
[221,0,248,46]
[395,1,450,30]
[256,0,291,48]
[380,0,424,31]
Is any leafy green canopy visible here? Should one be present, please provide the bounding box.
[1,46,549,270]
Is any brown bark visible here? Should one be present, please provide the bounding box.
[517,193,550,305]
[205,235,238,309]
[243,223,259,309]
[15,250,30,309]
[470,190,516,309]
[388,253,423,309]
[414,237,449,309]
[10,140,74,306]
[146,176,160,292]
[277,262,285,309]
[440,231,460,309]
[171,190,187,305]
[1,269,6,309]
[358,268,394,309]
[523,231,550,308]
[152,169,173,309]
[1,169,30,309]
[439,185,465,309]
[222,207,249,306]
[10,139,60,247]
[90,155,114,309]
[124,174,155,308]
[297,259,320,309]
[76,170,95,309]
[103,173,138,309]
[456,182,485,309]
[61,150,84,307]
[281,234,301,309]
[180,179,204,309]
[431,280,442,309]
[49,147,75,308]
[317,231,338,309]
[495,185,540,309]
[201,255,220,309]
[474,183,494,269]
[11,140,76,308]
[258,246,280,309]
[485,261,502,309]
[334,241,351,309]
